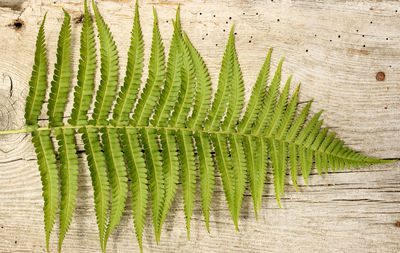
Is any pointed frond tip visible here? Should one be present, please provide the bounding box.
[13,2,397,252]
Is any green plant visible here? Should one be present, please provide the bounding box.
[0,0,393,252]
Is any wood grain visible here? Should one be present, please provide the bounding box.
[0,0,399,252]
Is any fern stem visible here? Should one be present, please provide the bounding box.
[0,126,394,163]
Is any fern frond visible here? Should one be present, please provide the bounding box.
[69,0,96,126]
[168,20,196,128]
[204,26,235,131]
[264,76,292,137]
[47,10,71,127]
[237,48,272,133]
[193,132,214,232]
[32,130,58,252]
[112,0,145,126]
[140,128,165,242]
[132,8,165,126]
[79,127,109,252]
[177,130,197,239]
[152,19,183,127]
[211,134,234,220]
[17,4,396,252]
[56,128,78,253]
[252,58,284,135]
[221,27,244,131]
[228,135,247,230]
[120,128,148,252]
[184,34,212,129]
[157,129,179,241]
[25,15,47,126]
[101,127,128,250]
[91,1,119,125]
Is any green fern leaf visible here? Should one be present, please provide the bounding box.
[32,130,58,252]
[177,130,197,239]
[184,32,213,129]
[12,3,396,252]
[193,132,215,232]
[156,129,179,241]
[132,8,165,126]
[56,128,79,253]
[25,14,47,126]
[152,18,183,127]
[228,135,247,230]
[112,0,144,126]
[168,22,196,128]
[47,10,71,127]
[140,128,165,242]
[79,127,109,252]
[101,127,128,250]
[120,128,148,252]
[91,1,119,125]
[237,48,272,133]
[252,58,284,135]
[221,27,244,131]
[69,0,96,126]
[204,26,235,131]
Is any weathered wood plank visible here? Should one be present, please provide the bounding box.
[0,0,399,252]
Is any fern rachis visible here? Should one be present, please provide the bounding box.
[0,0,395,252]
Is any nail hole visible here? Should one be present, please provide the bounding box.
[376,72,385,81]
[249,40,252,43]
[363,45,366,47]
[370,21,373,24]
[277,18,280,22]
[213,14,216,17]
[356,29,359,32]
[11,19,24,30]
[338,35,341,38]
[362,35,365,37]
[229,17,232,20]
[256,12,259,15]
[199,12,202,15]
[305,49,308,52]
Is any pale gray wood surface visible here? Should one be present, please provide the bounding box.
[0,0,399,252]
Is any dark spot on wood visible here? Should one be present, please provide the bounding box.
[386,38,388,40]
[376,72,385,81]
[229,17,232,20]
[356,29,359,32]
[202,37,204,40]
[363,44,366,47]
[396,221,400,227]
[14,240,17,244]
[0,0,25,11]
[213,14,216,17]
[256,12,259,15]
[306,49,308,52]
[9,19,24,30]
[338,35,341,38]
[249,40,252,43]
[396,10,398,13]
[243,12,245,15]
[215,44,218,46]
[74,14,84,24]
[226,21,228,24]
[223,29,225,32]
[199,12,202,15]
[384,106,388,109]
[277,18,280,22]
[330,39,332,42]
[314,34,317,37]
[370,21,373,24]
[234,32,237,35]
[166,20,168,23]
[362,35,365,37]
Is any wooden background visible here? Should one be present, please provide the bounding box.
[0,0,399,252]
